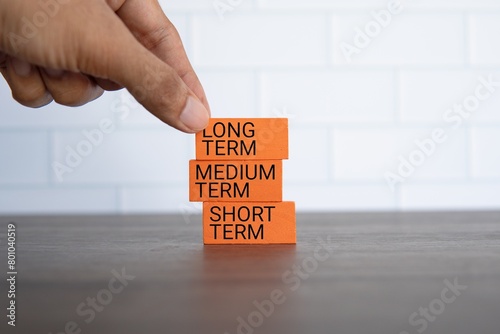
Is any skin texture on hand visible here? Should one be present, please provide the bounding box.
[0,0,210,133]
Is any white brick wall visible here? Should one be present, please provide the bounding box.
[1,0,500,213]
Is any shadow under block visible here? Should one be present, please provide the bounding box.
[196,118,288,160]
[189,160,282,202]
[203,201,296,244]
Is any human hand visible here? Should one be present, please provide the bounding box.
[0,0,210,133]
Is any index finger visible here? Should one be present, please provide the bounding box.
[111,0,211,113]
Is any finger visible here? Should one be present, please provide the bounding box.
[115,0,211,113]
[94,77,123,91]
[2,57,52,108]
[40,68,104,107]
[71,1,209,132]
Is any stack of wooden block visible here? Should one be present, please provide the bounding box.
[189,118,296,245]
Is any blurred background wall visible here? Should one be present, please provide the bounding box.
[1,0,500,214]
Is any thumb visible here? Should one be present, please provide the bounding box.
[73,3,210,133]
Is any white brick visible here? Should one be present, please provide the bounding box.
[332,128,467,181]
[471,127,500,179]
[0,188,117,214]
[159,0,214,11]
[52,129,191,184]
[258,0,389,9]
[0,131,48,184]
[333,129,399,181]
[121,186,192,213]
[160,0,254,12]
[0,78,121,128]
[261,70,394,123]
[410,0,500,9]
[192,14,327,67]
[401,71,500,124]
[285,126,329,182]
[414,128,467,180]
[400,70,500,123]
[259,0,500,10]
[401,184,500,210]
[332,13,464,65]
[197,71,257,117]
[470,14,500,66]
[472,73,500,123]
[284,184,396,211]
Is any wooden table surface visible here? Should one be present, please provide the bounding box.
[1,212,499,334]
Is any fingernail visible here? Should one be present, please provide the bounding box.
[44,68,64,78]
[11,58,31,77]
[180,96,210,132]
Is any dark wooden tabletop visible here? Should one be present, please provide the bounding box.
[1,212,499,334]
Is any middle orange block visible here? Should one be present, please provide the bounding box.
[189,160,282,202]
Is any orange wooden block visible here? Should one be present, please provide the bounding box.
[203,201,296,244]
[189,160,282,202]
[196,118,288,160]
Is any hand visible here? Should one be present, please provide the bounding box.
[0,0,210,133]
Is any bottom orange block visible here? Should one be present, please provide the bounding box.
[203,201,296,245]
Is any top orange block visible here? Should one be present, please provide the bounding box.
[196,118,288,160]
